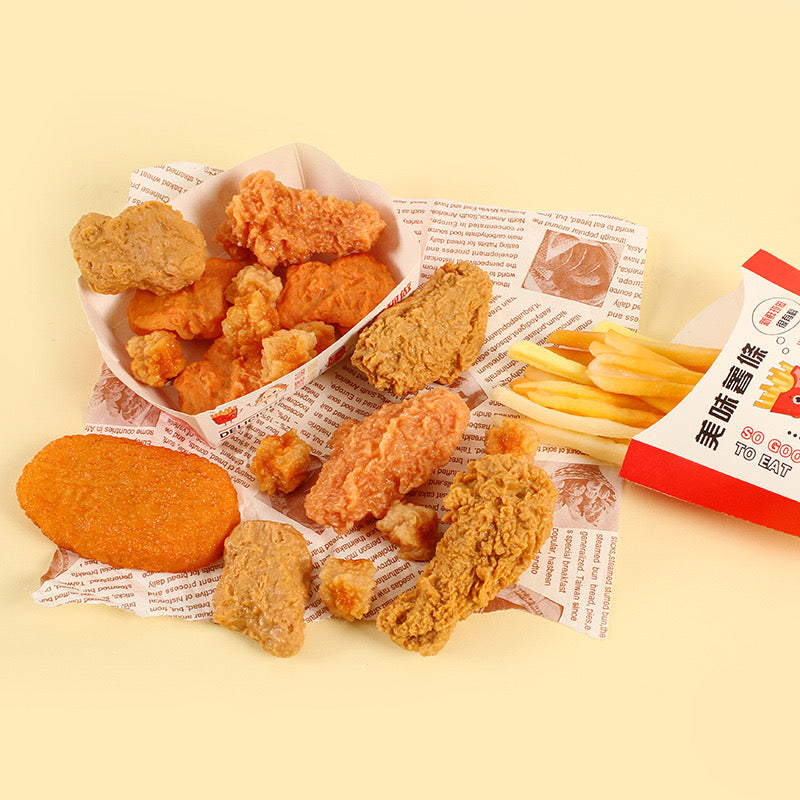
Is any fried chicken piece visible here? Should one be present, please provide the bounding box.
[376,454,558,655]
[375,501,440,561]
[260,328,317,384]
[304,388,469,534]
[70,200,206,295]
[173,337,263,414]
[212,520,312,657]
[126,330,187,387]
[318,557,376,621]
[351,261,493,396]
[215,170,386,269]
[16,434,240,573]
[485,416,540,460]
[225,264,283,305]
[221,289,281,353]
[277,253,396,333]
[127,257,242,340]
[250,429,312,495]
[295,321,337,355]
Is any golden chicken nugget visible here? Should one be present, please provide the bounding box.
[16,434,240,572]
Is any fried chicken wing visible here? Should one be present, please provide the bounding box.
[351,261,493,396]
[375,454,557,655]
[304,388,469,534]
[215,170,386,269]
[70,200,206,295]
[127,257,242,340]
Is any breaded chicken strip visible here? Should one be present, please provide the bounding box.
[351,261,493,396]
[215,170,386,269]
[376,454,557,655]
[304,388,469,534]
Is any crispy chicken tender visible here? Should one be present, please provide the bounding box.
[277,253,396,333]
[70,200,206,295]
[212,520,312,657]
[16,434,240,573]
[126,330,187,387]
[215,170,386,269]
[318,557,376,621]
[485,416,540,460]
[351,261,493,396]
[376,454,558,655]
[375,501,440,561]
[304,388,470,534]
[250,430,312,495]
[127,257,242,340]
[261,328,317,384]
[173,337,263,414]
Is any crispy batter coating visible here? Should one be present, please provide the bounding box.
[304,388,470,534]
[261,328,317,384]
[221,289,281,353]
[173,337,263,414]
[16,434,240,573]
[375,501,440,561]
[250,430,312,495]
[295,321,337,354]
[212,520,311,657]
[277,253,396,332]
[70,201,206,295]
[127,257,242,340]
[318,557,376,621]
[126,330,187,387]
[485,416,540,460]
[215,170,386,269]
[376,454,558,655]
[351,261,493,396]
[225,264,283,305]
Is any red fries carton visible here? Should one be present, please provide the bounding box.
[621,250,800,535]
[77,144,421,446]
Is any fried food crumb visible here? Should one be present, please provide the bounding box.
[215,170,386,269]
[318,557,376,621]
[212,520,312,657]
[376,501,440,561]
[250,430,312,495]
[126,330,187,387]
[70,200,206,295]
[484,416,540,460]
[261,328,317,384]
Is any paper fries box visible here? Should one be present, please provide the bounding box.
[620,250,800,536]
[77,144,421,446]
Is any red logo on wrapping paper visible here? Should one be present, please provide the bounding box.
[211,406,239,425]
[755,362,800,418]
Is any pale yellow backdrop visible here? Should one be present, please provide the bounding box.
[3,1,799,798]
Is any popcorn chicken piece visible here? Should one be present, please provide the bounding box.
[295,321,337,354]
[318,557,376,621]
[70,201,206,295]
[127,257,242,340]
[250,430,312,495]
[376,501,440,561]
[221,290,281,353]
[126,330,187,387]
[484,416,540,460]
[225,264,283,305]
[261,328,317,384]
[212,520,312,657]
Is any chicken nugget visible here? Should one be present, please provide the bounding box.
[70,200,206,295]
[260,328,317,384]
[215,170,386,269]
[484,416,540,460]
[276,253,396,333]
[127,257,242,340]
[212,520,312,657]
[126,330,187,387]
[318,557,376,621]
[250,429,311,495]
[376,454,558,655]
[304,388,469,534]
[16,434,240,573]
[351,261,493,395]
[375,501,440,561]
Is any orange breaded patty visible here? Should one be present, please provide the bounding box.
[16,434,240,572]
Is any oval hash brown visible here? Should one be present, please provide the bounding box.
[16,434,240,573]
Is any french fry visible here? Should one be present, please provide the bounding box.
[521,421,630,466]
[491,385,648,439]
[585,364,696,399]
[546,345,594,366]
[546,330,605,350]
[513,378,656,410]
[589,352,703,385]
[523,389,664,428]
[507,341,593,384]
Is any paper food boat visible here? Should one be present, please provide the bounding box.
[621,250,800,536]
[77,144,422,445]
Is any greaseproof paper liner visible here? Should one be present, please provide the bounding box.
[34,153,650,641]
[621,250,800,535]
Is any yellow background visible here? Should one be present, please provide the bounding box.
[3,1,799,797]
